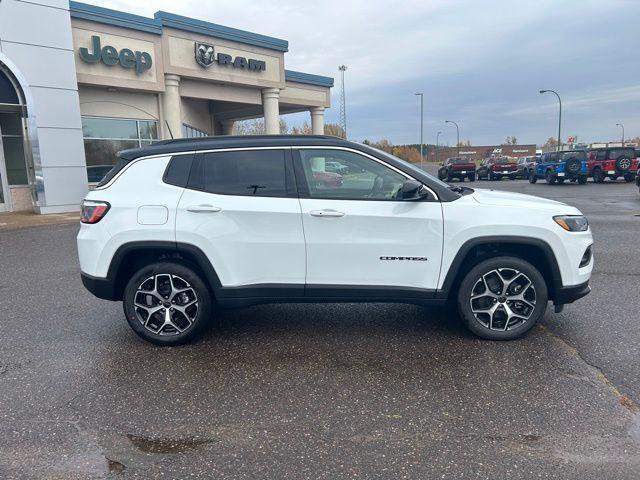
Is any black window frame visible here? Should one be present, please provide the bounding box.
[185,148,297,198]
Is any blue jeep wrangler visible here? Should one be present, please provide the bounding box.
[529,150,588,185]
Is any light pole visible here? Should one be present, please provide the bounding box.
[539,89,561,152]
[415,93,424,169]
[616,123,625,146]
[436,130,442,163]
[445,120,460,155]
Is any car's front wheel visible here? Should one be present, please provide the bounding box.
[123,262,212,346]
[457,256,548,340]
[528,170,537,183]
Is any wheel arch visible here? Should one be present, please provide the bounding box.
[107,241,222,301]
[439,236,562,303]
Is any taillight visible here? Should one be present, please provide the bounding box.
[80,200,110,224]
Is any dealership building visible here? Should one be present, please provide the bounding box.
[0,0,333,213]
[432,145,538,163]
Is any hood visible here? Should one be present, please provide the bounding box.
[470,188,581,213]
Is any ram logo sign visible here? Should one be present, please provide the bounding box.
[194,42,266,72]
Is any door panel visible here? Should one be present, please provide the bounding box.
[295,148,444,290]
[175,149,305,288]
[300,198,443,289]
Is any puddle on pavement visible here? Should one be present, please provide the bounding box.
[127,433,212,454]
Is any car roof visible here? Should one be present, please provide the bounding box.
[118,135,354,161]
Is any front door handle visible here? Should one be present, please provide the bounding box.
[309,209,345,218]
[186,204,222,213]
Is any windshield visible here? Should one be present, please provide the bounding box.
[366,145,452,189]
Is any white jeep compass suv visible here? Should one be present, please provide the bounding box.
[77,136,593,345]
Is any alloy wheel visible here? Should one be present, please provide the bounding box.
[469,268,536,331]
[133,274,199,336]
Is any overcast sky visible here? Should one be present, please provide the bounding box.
[93,0,639,146]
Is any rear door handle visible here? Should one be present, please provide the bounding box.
[309,210,345,218]
[186,204,221,213]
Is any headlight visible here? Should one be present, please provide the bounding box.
[553,215,589,232]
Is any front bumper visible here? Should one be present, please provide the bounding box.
[554,281,591,305]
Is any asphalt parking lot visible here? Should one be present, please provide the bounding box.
[1,178,639,479]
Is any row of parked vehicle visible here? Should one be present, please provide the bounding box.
[437,146,640,186]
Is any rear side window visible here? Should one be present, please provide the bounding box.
[189,149,288,197]
[164,154,194,187]
[95,157,129,188]
[608,148,634,159]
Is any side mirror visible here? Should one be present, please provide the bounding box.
[401,179,429,200]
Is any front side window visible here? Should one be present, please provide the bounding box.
[595,150,607,161]
[298,149,407,200]
[82,117,158,183]
[190,149,288,197]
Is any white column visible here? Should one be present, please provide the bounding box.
[310,107,325,135]
[221,120,235,135]
[261,88,281,134]
[162,74,182,139]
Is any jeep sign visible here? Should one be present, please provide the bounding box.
[79,35,153,75]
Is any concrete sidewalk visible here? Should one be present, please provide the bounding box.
[0,211,78,231]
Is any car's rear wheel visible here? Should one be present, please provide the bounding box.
[457,256,548,340]
[528,170,537,183]
[123,262,212,346]
[468,173,476,182]
[557,178,565,184]
[577,175,587,184]
[624,173,634,182]
[593,168,605,183]
[545,170,556,184]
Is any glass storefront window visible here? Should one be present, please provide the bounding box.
[82,117,158,183]
[182,124,209,138]
[0,111,28,185]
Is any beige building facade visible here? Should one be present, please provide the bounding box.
[0,1,333,213]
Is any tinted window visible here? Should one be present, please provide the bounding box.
[609,148,634,159]
[562,151,586,161]
[164,154,194,187]
[298,149,407,200]
[192,149,287,197]
[596,150,606,161]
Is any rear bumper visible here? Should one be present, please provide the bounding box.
[554,281,591,305]
[81,272,118,301]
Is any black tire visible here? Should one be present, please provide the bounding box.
[509,174,517,180]
[457,256,548,340]
[577,175,587,184]
[468,173,476,182]
[123,261,213,346]
[611,176,618,181]
[446,173,453,182]
[592,168,605,183]
[438,169,446,181]
[557,178,565,184]
[624,173,635,183]
[528,170,538,183]
[545,170,556,185]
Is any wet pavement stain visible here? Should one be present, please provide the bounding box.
[126,434,212,454]
[106,457,126,475]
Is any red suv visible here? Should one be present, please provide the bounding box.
[586,147,638,183]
